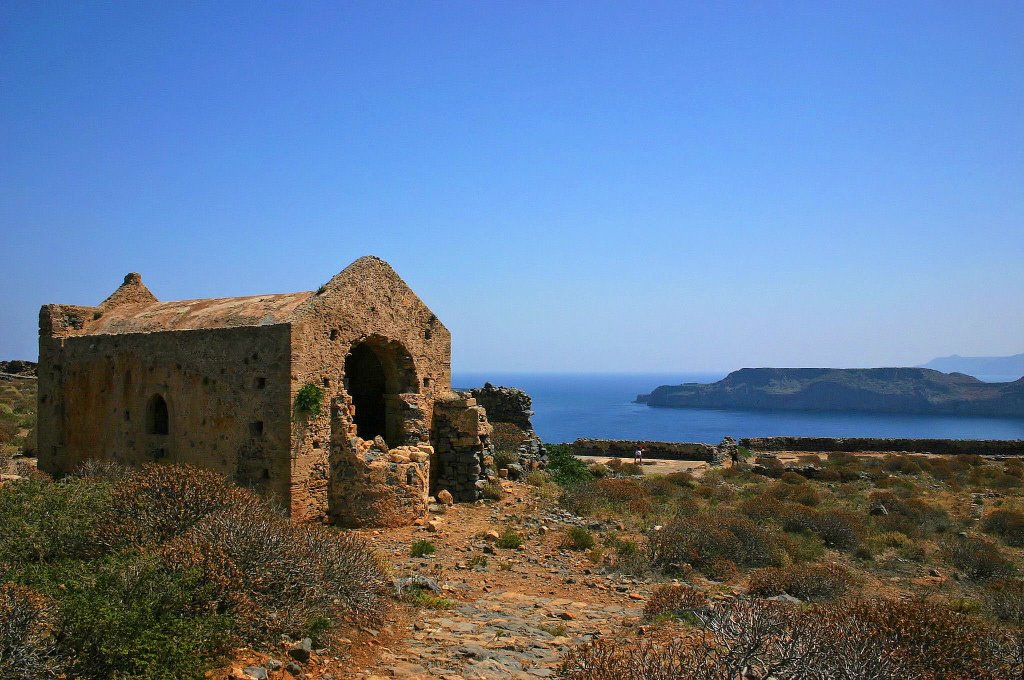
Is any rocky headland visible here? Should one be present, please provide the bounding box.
[637,367,1024,417]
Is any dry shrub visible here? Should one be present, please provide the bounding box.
[97,464,263,549]
[942,535,1017,580]
[870,490,952,536]
[0,583,63,678]
[664,470,695,487]
[753,455,785,478]
[983,578,1024,625]
[590,478,654,514]
[161,505,389,646]
[767,481,821,507]
[643,584,708,620]
[489,421,528,450]
[649,512,786,576]
[747,562,853,602]
[562,596,1023,679]
[882,454,925,475]
[983,508,1024,547]
[773,503,864,551]
[618,462,644,476]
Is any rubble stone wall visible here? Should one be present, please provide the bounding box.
[431,393,492,502]
[571,438,721,462]
[741,436,1024,456]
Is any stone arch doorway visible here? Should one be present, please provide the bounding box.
[343,336,418,448]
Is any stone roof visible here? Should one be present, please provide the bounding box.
[82,291,313,335]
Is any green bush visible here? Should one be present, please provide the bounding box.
[545,444,593,488]
[0,476,112,565]
[564,527,596,551]
[294,383,325,416]
[410,540,436,557]
[52,554,229,680]
[493,449,519,469]
[496,528,523,549]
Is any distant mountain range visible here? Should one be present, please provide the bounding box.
[918,353,1024,379]
[637,367,1024,417]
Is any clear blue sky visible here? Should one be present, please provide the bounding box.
[2,1,1022,372]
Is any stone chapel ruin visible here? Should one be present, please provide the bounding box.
[37,256,495,526]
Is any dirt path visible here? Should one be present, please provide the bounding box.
[348,482,650,679]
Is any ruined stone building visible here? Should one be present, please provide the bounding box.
[37,256,493,526]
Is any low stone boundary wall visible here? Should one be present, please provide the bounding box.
[740,437,1024,456]
[571,438,720,462]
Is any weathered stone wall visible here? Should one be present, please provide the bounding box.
[741,436,1024,456]
[432,393,492,501]
[571,438,721,462]
[467,383,545,468]
[37,310,293,503]
[288,256,453,521]
[468,383,534,431]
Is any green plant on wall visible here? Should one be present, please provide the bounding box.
[295,383,325,416]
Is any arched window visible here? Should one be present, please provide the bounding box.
[146,394,169,435]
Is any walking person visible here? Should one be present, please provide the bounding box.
[634,445,644,466]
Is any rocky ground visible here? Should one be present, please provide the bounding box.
[218,479,674,680]
[352,482,652,679]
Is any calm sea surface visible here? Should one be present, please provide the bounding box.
[453,372,1024,444]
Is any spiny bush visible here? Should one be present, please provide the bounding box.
[96,464,264,550]
[882,454,925,475]
[643,584,708,620]
[564,526,596,551]
[753,455,785,478]
[160,505,389,646]
[869,490,952,536]
[779,506,866,551]
[480,481,505,500]
[0,583,63,678]
[983,508,1024,547]
[649,512,786,576]
[562,596,1023,679]
[942,535,1017,580]
[618,462,644,476]
[766,481,821,507]
[663,470,695,487]
[983,577,1024,625]
[747,562,854,602]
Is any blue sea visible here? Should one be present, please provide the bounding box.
[453,372,1024,444]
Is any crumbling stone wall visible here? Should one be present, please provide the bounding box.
[571,438,724,464]
[287,257,452,521]
[467,383,545,468]
[742,436,1024,456]
[431,393,493,501]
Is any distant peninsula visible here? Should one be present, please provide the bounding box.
[637,368,1024,417]
[918,353,1024,379]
